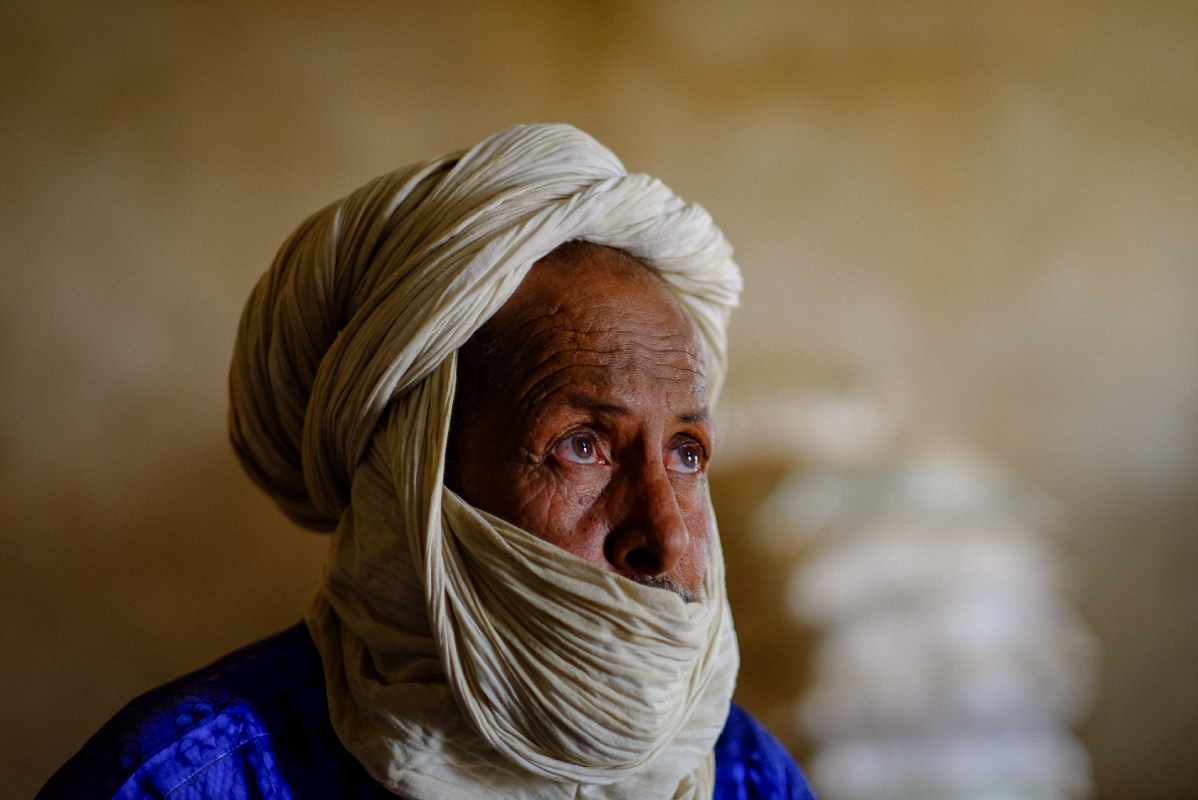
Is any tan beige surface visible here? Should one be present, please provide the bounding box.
[2,2,1195,798]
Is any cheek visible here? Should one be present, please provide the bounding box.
[674,478,713,533]
[678,488,713,576]
[509,471,609,563]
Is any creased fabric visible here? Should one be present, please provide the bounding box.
[228,124,743,799]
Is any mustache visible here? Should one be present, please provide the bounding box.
[629,573,698,603]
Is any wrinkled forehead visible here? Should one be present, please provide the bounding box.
[498,262,711,424]
[513,301,705,386]
[455,243,709,405]
[509,244,702,356]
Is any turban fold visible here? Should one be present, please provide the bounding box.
[228,124,743,799]
[230,124,740,532]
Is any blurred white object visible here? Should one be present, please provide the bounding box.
[815,733,1093,800]
[759,447,1098,800]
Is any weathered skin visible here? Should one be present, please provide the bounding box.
[446,241,713,601]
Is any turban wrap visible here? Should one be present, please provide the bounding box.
[229,124,743,799]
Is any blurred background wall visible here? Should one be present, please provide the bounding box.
[1,1,1194,798]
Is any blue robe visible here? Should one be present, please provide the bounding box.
[38,624,817,799]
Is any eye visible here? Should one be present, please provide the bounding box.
[555,432,606,465]
[666,441,705,474]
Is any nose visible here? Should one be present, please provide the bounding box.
[605,461,689,578]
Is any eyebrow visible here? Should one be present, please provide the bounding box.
[565,394,711,425]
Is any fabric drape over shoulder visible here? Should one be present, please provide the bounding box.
[228,123,744,800]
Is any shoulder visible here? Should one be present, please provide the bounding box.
[714,704,820,800]
[41,634,816,800]
[36,623,337,800]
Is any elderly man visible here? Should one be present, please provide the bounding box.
[39,125,816,799]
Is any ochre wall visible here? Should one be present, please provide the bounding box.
[3,2,1195,798]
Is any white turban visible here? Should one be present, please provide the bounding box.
[229,124,743,799]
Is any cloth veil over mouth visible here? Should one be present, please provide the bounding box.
[228,124,744,799]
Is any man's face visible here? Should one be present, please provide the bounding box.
[447,243,713,601]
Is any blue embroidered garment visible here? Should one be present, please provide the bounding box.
[39,624,817,800]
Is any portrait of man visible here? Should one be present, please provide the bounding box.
[8,5,1196,800]
[37,124,816,799]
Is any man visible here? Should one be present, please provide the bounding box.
[39,124,817,799]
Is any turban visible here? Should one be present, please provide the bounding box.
[229,124,743,799]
